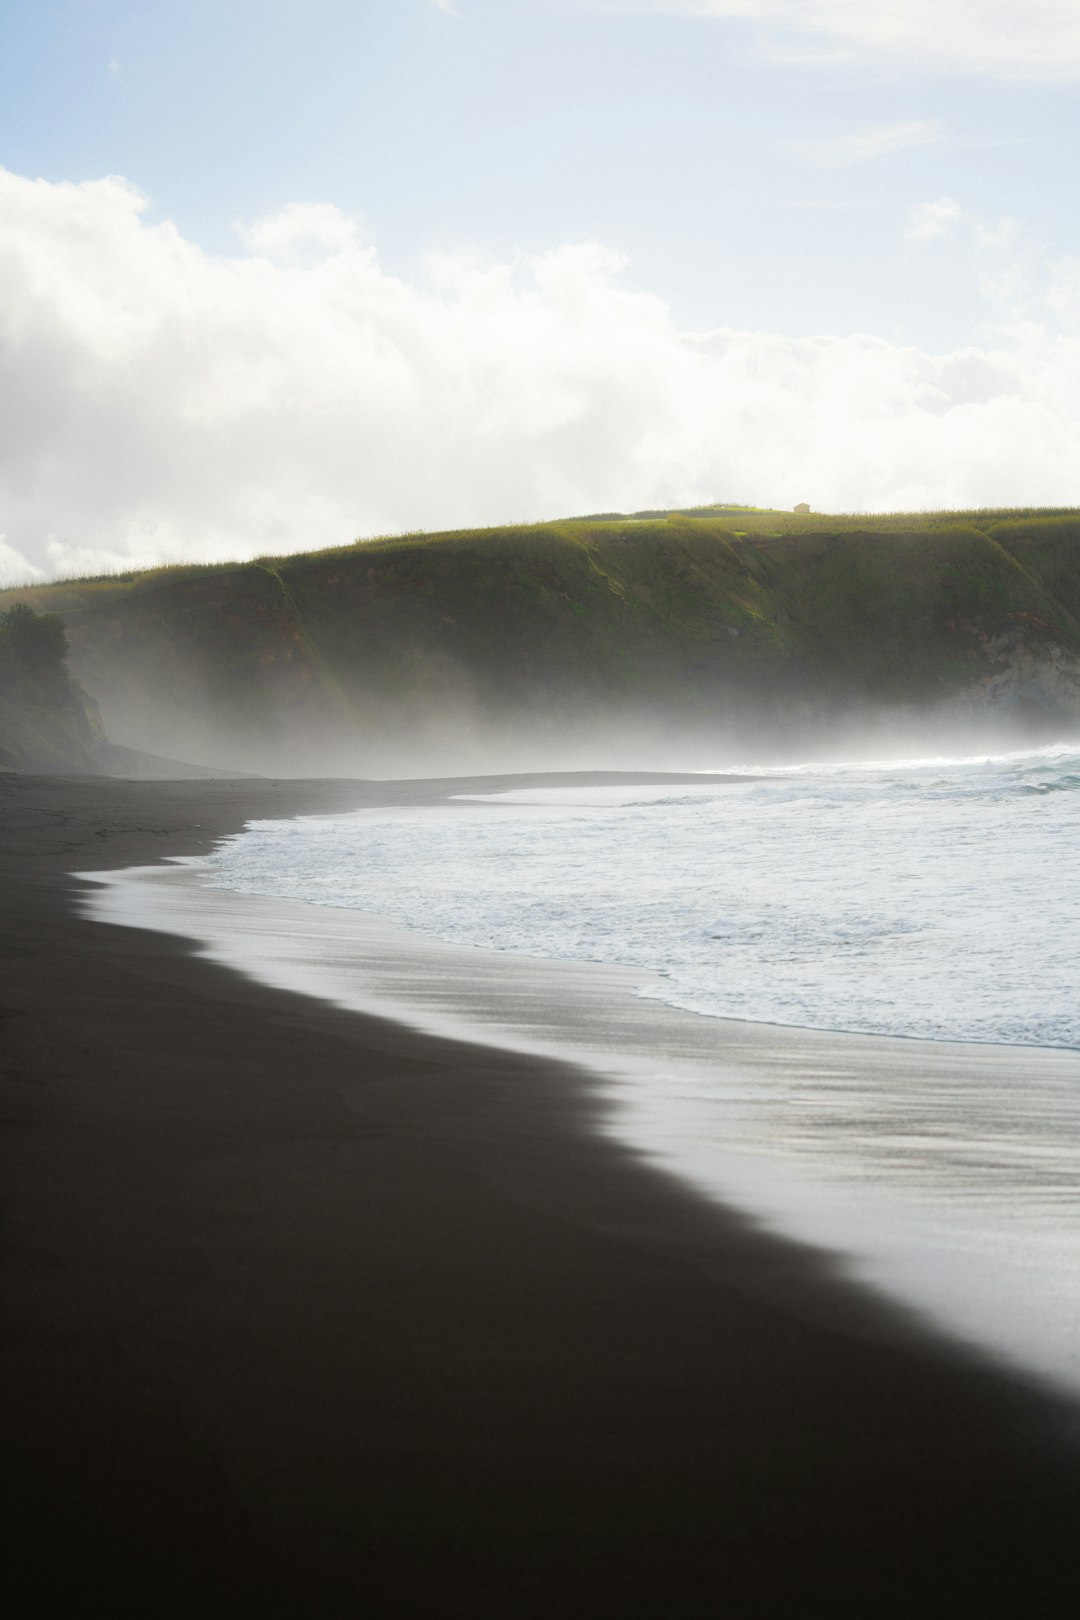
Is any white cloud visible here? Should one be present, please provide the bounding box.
[1,166,1079,585]
[239,202,366,259]
[0,535,44,588]
[904,198,1040,315]
[611,2,1080,80]
[905,194,964,240]
[793,118,944,168]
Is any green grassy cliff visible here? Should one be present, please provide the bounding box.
[4,507,1080,772]
[0,604,105,772]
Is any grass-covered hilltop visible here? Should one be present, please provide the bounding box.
[4,504,1080,774]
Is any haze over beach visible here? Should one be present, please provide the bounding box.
[4,3,1080,1616]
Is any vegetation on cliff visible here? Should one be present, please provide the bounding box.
[3,506,1080,772]
[0,603,105,771]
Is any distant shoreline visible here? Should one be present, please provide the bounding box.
[4,767,1080,1615]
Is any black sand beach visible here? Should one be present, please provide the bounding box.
[3,768,1080,1618]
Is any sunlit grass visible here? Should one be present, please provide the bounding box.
[4,503,1080,749]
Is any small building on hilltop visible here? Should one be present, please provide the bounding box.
[794,502,811,515]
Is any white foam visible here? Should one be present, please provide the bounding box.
[198,746,1080,1049]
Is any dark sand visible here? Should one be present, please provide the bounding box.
[3,768,1080,1618]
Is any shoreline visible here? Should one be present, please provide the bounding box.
[84,836,1080,1400]
[4,768,1080,1615]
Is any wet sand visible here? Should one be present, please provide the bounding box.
[2,768,1080,1617]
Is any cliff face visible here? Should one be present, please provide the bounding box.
[939,621,1080,728]
[4,509,1080,774]
[0,605,106,773]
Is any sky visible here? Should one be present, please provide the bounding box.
[2,0,1080,582]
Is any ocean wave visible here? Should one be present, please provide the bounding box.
[207,748,1080,1050]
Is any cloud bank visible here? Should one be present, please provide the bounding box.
[618,1,1080,80]
[1,167,1079,584]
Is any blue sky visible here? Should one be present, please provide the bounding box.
[4,0,1075,344]
[2,0,1080,578]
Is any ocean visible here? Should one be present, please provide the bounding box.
[81,743,1080,1398]
[206,742,1080,1051]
